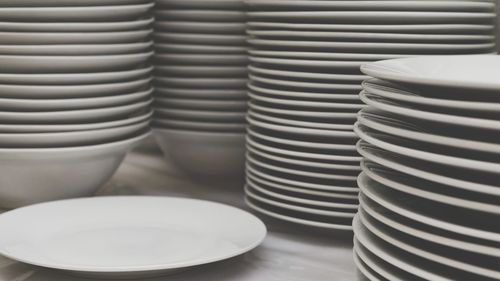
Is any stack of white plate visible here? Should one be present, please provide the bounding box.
[353,55,500,280]
[152,0,249,181]
[244,0,497,230]
[0,0,154,209]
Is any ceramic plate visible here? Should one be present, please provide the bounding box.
[0,52,153,73]
[153,118,246,132]
[155,21,246,34]
[248,30,494,42]
[363,79,500,113]
[0,42,153,56]
[157,0,244,9]
[249,74,362,92]
[155,9,245,21]
[245,0,494,11]
[249,56,366,70]
[155,43,247,54]
[0,18,154,32]
[360,91,500,132]
[155,108,246,122]
[154,53,248,66]
[0,30,151,45]
[246,11,495,24]
[248,65,367,82]
[353,250,383,281]
[247,99,358,119]
[248,83,360,100]
[0,78,151,99]
[155,32,246,45]
[0,0,150,6]
[0,66,152,85]
[155,65,247,77]
[249,92,364,110]
[360,55,500,92]
[155,87,246,99]
[247,21,495,33]
[0,4,154,21]
[0,196,266,278]
[155,97,247,111]
[248,39,495,53]
[248,49,409,60]
[155,77,247,89]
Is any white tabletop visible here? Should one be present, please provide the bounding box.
[0,141,359,281]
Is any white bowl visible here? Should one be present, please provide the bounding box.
[154,128,245,180]
[0,131,149,209]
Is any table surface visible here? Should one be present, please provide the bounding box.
[0,140,358,281]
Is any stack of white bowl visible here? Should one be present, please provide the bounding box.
[244,0,497,230]
[0,0,154,209]
[354,55,500,281]
[152,0,249,181]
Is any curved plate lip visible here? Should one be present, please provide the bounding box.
[248,49,411,60]
[247,64,366,81]
[360,91,500,131]
[249,74,362,91]
[358,172,500,243]
[359,196,500,259]
[247,177,358,210]
[358,108,500,155]
[362,79,500,112]
[153,127,245,138]
[0,196,267,273]
[156,0,244,9]
[355,122,500,175]
[248,83,360,101]
[245,197,353,230]
[249,56,366,69]
[356,208,500,280]
[245,166,359,198]
[247,21,495,32]
[248,99,358,118]
[353,249,383,281]
[361,55,500,91]
[0,0,151,6]
[245,184,357,216]
[154,86,246,99]
[244,0,495,10]
[248,91,364,110]
[0,3,154,12]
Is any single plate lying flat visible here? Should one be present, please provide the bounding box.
[0,196,266,278]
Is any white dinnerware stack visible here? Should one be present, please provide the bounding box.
[243,0,497,230]
[0,0,154,209]
[353,55,500,281]
[152,0,249,182]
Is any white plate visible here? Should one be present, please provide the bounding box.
[245,0,494,11]
[353,216,449,281]
[353,250,383,281]
[0,78,151,99]
[248,39,495,53]
[246,166,359,199]
[248,50,410,61]
[0,196,266,278]
[248,126,357,151]
[247,153,359,182]
[155,87,246,99]
[0,30,151,45]
[155,108,246,122]
[155,77,247,89]
[0,42,153,56]
[245,184,357,216]
[154,128,246,179]
[363,79,500,113]
[155,43,247,54]
[157,0,244,9]
[248,109,354,131]
[249,101,357,121]
[0,110,152,133]
[355,123,500,175]
[155,9,245,21]
[0,121,148,148]
[154,53,248,66]
[248,65,367,82]
[0,18,153,32]
[360,55,500,92]
[247,21,495,34]
[360,195,500,259]
[248,83,360,101]
[154,21,246,34]
[155,97,247,111]
[248,30,494,43]
[0,132,149,208]
[358,172,500,243]
[0,66,152,85]
[0,0,150,6]
[0,4,154,21]
[249,74,362,92]
[153,118,246,132]
[358,108,500,155]
[155,32,246,45]
[357,141,500,198]
[0,99,151,124]
[360,91,500,132]
[0,52,153,73]
[249,91,364,110]
[249,56,366,70]
[247,162,358,193]
[155,65,247,77]
[0,88,152,111]
[247,11,495,23]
